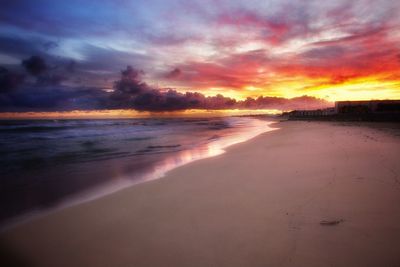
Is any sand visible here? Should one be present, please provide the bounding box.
[1,120,400,267]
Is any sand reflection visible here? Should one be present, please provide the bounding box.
[59,119,276,208]
[139,119,276,183]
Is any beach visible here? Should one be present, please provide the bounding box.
[1,120,400,267]
[0,117,269,223]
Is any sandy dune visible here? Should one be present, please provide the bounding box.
[1,121,400,267]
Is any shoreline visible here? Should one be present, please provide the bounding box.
[1,120,400,267]
[0,118,277,232]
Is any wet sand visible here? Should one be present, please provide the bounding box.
[1,121,400,267]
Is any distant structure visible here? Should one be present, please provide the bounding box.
[288,107,336,117]
[335,100,400,114]
[286,100,400,122]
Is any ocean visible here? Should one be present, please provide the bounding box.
[0,116,274,226]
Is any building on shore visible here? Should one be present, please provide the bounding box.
[287,107,336,117]
[286,100,400,121]
[335,100,400,114]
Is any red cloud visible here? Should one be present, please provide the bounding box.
[167,14,400,90]
[216,11,295,45]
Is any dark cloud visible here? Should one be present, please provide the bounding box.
[19,56,73,86]
[22,56,48,76]
[0,36,84,84]
[165,68,182,79]
[36,74,65,86]
[241,95,329,110]
[133,89,189,111]
[107,66,238,111]
[0,67,25,93]
[0,36,44,58]
[0,36,127,87]
[0,63,330,112]
[1,56,81,111]
[65,60,77,73]
[130,90,237,111]
[0,85,108,112]
[109,66,148,106]
[107,67,328,111]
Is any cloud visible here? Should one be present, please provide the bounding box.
[78,44,150,72]
[65,60,77,73]
[1,0,399,106]
[216,8,298,45]
[0,67,25,93]
[0,84,108,112]
[239,95,330,110]
[109,66,148,106]
[36,74,65,86]
[107,66,329,111]
[1,64,330,112]
[0,33,153,88]
[300,46,346,60]
[19,55,69,86]
[1,56,91,111]
[162,49,272,89]
[22,56,48,76]
[42,40,58,51]
[165,68,181,79]
[0,35,46,58]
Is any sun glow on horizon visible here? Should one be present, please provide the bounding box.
[201,75,400,102]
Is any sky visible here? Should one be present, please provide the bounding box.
[0,0,400,113]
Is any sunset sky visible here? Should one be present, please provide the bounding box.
[1,0,400,114]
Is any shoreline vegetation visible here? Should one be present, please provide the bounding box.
[1,120,400,266]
